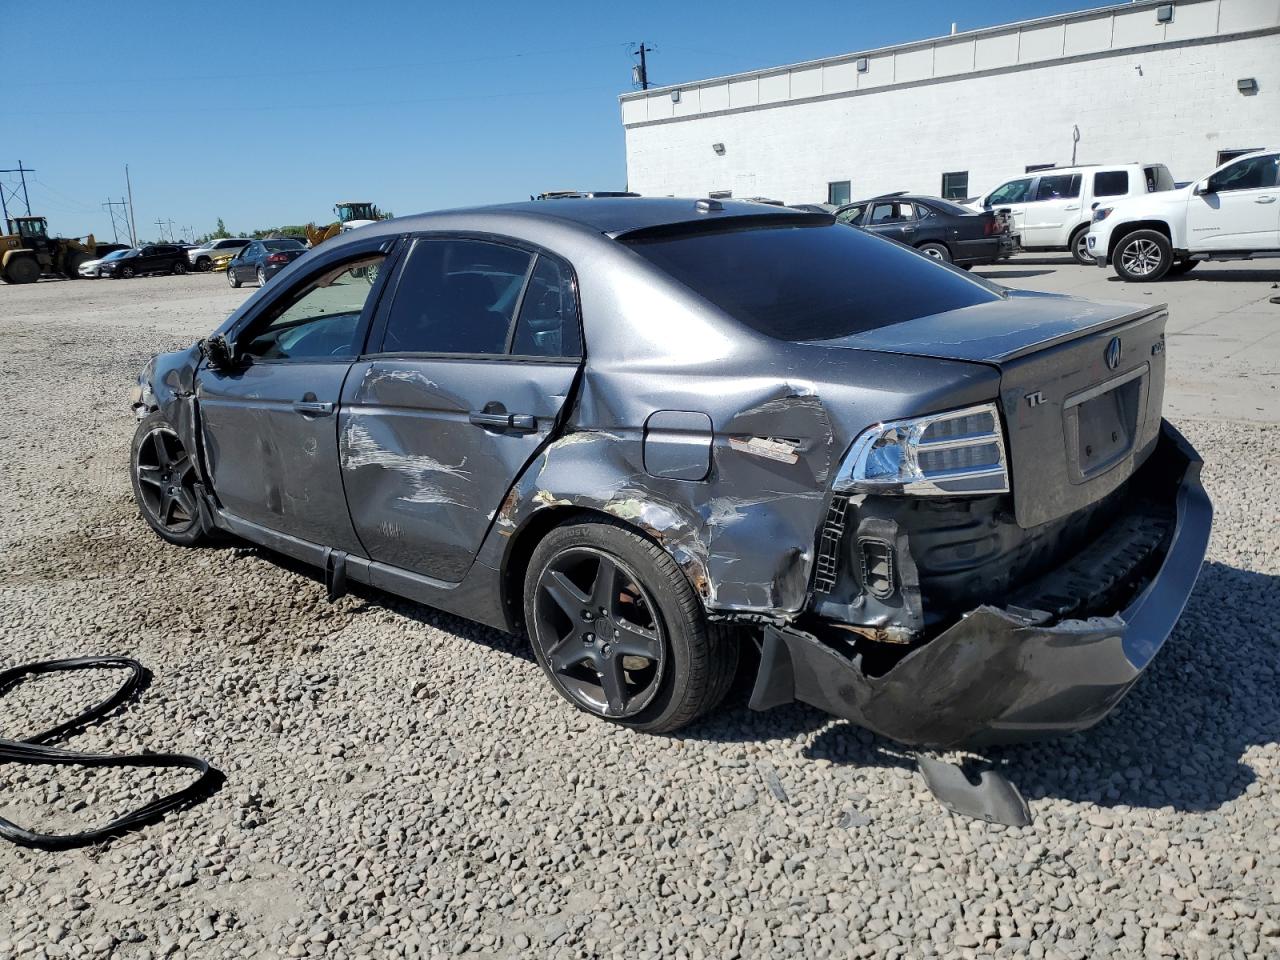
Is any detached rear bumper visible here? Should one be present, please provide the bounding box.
[750,422,1211,748]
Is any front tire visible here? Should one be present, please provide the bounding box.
[1112,229,1172,282]
[4,256,40,284]
[195,256,211,272]
[130,412,208,547]
[918,242,951,263]
[1069,226,1092,266]
[120,264,136,279]
[524,518,737,733]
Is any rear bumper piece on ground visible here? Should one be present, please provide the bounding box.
[749,422,1211,748]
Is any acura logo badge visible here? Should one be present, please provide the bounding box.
[1106,337,1122,371]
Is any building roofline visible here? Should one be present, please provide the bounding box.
[618,0,1197,101]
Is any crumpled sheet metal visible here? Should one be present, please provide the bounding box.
[490,379,837,616]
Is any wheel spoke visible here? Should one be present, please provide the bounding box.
[547,635,588,673]
[611,619,661,661]
[590,557,620,611]
[170,453,193,480]
[137,465,164,488]
[160,492,177,525]
[173,488,198,521]
[543,570,589,620]
[151,431,171,468]
[597,656,628,715]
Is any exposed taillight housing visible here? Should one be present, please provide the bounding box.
[834,403,1010,497]
[267,253,290,264]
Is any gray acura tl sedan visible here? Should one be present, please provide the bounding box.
[129,198,1211,746]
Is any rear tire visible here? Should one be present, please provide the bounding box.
[918,242,951,263]
[1112,229,1172,282]
[257,266,267,286]
[195,256,211,272]
[227,268,241,288]
[1069,226,1092,266]
[523,518,737,734]
[4,256,40,284]
[172,260,187,275]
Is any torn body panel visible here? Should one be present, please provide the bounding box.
[752,422,1210,748]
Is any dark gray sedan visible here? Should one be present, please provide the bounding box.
[129,199,1210,746]
[226,238,307,288]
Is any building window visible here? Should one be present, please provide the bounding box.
[827,181,851,206]
[1025,163,1056,173]
[1217,148,1261,166]
[708,190,732,199]
[941,171,969,200]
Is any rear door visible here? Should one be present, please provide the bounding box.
[1020,173,1082,248]
[863,200,918,245]
[197,240,395,554]
[340,235,583,582]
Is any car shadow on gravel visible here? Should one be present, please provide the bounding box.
[800,561,1279,813]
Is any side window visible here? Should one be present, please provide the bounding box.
[987,178,1033,205]
[1209,154,1279,192]
[1144,166,1175,192]
[915,203,934,219]
[380,239,534,356]
[511,256,581,358]
[868,203,897,225]
[240,254,385,362]
[1034,174,1081,201]
[1093,170,1130,197]
[835,204,864,225]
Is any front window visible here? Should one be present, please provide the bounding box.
[1208,153,1279,192]
[835,204,865,225]
[941,171,969,200]
[1093,170,1130,197]
[827,180,851,206]
[622,221,1001,343]
[986,178,1032,205]
[17,219,48,239]
[240,254,386,362]
[336,203,376,222]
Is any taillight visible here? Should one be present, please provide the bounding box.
[984,216,1001,236]
[267,253,290,264]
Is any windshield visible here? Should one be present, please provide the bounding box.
[623,222,1002,342]
[104,250,131,261]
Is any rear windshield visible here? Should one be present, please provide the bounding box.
[263,239,304,250]
[622,222,1001,341]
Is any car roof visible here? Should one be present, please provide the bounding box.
[351,197,826,241]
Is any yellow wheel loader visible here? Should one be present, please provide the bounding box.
[1,216,98,283]
[304,202,385,248]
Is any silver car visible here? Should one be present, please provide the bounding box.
[129,199,1210,746]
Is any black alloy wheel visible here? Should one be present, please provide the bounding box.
[533,547,666,719]
[130,414,206,546]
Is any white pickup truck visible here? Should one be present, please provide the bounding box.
[1087,149,1280,281]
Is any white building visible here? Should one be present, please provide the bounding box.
[620,0,1280,205]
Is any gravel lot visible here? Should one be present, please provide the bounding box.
[1,273,1277,960]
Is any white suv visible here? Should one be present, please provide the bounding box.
[188,238,251,272]
[1088,149,1280,282]
[970,163,1175,265]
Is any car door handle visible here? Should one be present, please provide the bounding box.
[469,410,537,432]
[1255,196,1277,204]
[1064,205,1080,211]
[292,400,334,416]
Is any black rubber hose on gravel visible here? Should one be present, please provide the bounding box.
[0,656,223,850]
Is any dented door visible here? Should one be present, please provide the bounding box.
[339,358,579,582]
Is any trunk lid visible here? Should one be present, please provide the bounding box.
[817,291,1168,528]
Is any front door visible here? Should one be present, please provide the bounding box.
[232,242,260,283]
[1187,153,1280,251]
[341,236,583,582]
[197,244,394,554]
[982,177,1034,243]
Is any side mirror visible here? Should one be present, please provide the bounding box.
[200,334,236,371]
[1194,181,1211,196]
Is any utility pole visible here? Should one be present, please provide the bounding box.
[154,218,175,242]
[102,198,131,243]
[0,160,35,220]
[631,42,654,90]
[125,164,138,246]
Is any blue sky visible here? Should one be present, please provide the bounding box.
[8,0,1117,242]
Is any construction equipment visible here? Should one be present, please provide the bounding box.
[304,201,386,248]
[1,216,98,284]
